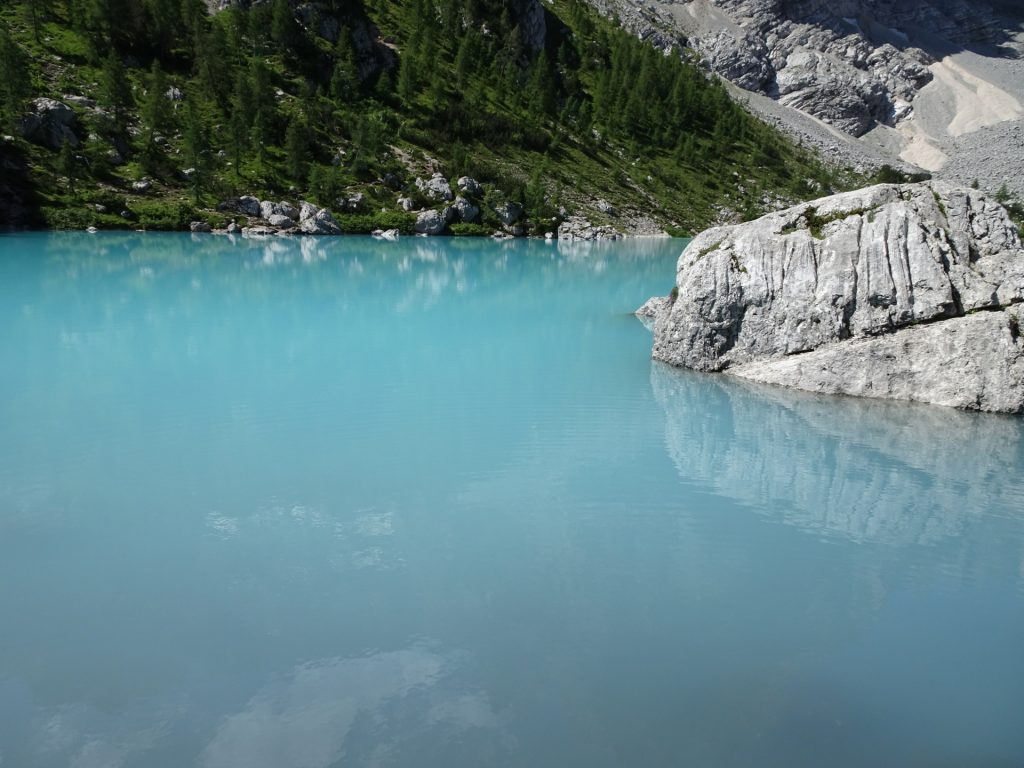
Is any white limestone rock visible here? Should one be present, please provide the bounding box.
[268,214,296,229]
[452,196,480,223]
[415,173,454,201]
[730,309,1024,413]
[297,201,341,234]
[645,181,1024,412]
[414,209,447,235]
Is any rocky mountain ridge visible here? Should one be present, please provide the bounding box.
[589,0,1024,194]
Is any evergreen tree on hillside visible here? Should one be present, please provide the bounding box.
[249,60,276,163]
[0,28,31,132]
[139,61,173,171]
[59,138,77,192]
[285,116,309,183]
[330,30,360,102]
[143,0,185,58]
[271,0,300,52]
[27,0,53,43]
[228,72,253,177]
[182,95,210,201]
[194,21,232,108]
[99,50,134,133]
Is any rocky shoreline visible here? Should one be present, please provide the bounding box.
[127,173,669,241]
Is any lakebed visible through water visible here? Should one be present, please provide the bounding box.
[1,232,1023,767]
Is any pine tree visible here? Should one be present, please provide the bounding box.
[182,96,210,201]
[143,0,184,58]
[227,72,253,178]
[99,51,134,133]
[331,59,360,103]
[231,70,254,126]
[248,61,276,162]
[228,106,248,178]
[59,138,77,193]
[194,22,231,107]
[527,51,557,117]
[27,0,53,43]
[453,32,474,89]
[397,57,416,104]
[271,0,299,52]
[139,61,172,169]
[0,29,31,132]
[284,116,308,183]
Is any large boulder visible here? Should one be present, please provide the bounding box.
[415,173,454,201]
[452,196,480,223]
[259,200,298,220]
[19,98,79,150]
[643,182,1024,412]
[494,201,523,226]
[237,195,262,217]
[457,176,483,197]
[268,214,296,229]
[297,201,341,235]
[414,209,447,236]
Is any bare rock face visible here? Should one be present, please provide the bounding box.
[644,182,1024,412]
[730,309,1024,412]
[513,0,547,51]
[586,0,1021,136]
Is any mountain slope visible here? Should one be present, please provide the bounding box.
[0,0,861,233]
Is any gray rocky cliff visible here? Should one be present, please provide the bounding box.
[644,182,1024,412]
[587,0,1023,137]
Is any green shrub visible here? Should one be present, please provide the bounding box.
[132,201,193,230]
[450,222,491,236]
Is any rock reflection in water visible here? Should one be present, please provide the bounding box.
[651,361,1024,545]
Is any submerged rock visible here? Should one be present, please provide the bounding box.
[634,296,671,331]
[643,181,1024,412]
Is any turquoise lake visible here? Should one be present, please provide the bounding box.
[2,231,1024,767]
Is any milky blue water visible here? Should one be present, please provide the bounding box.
[1,232,1024,767]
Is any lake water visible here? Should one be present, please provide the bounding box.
[1,232,1023,767]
